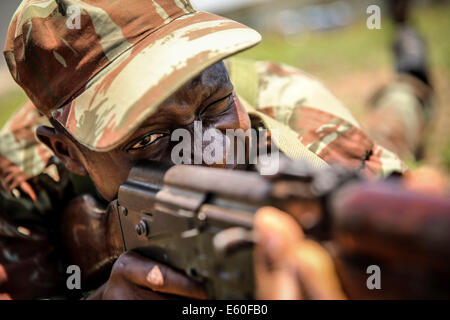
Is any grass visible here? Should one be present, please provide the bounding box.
[238,18,394,78]
[0,89,28,128]
[237,4,450,76]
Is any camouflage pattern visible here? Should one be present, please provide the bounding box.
[226,58,407,178]
[4,0,261,151]
[0,101,58,199]
[0,0,413,300]
[364,74,431,162]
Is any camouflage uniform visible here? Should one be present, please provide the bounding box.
[225,58,407,178]
[364,74,432,162]
[0,0,409,299]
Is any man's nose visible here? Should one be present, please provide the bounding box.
[200,128,228,169]
[183,122,239,169]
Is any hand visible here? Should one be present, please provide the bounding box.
[88,251,207,300]
[254,207,346,300]
[403,165,449,195]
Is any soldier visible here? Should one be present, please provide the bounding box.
[0,0,442,299]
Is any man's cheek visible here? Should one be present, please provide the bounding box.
[89,162,131,201]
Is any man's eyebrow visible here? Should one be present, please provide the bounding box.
[136,122,158,130]
[131,116,166,133]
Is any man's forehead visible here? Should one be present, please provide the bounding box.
[184,61,231,91]
[162,61,232,105]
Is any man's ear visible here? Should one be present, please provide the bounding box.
[36,125,88,176]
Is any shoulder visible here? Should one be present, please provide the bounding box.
[225,57,360,127]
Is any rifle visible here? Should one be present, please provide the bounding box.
[95,158,449,299]
[60,158,450,299]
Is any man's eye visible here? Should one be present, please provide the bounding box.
[128,133,166,151]
[200,94,233,118]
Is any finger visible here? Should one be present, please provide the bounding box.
[254,207,304,299]
[86,283,107,300]
[255,206,304,247]
[292,240,346,300]
[0,293,12,300]
[19,181,37,202]
[103,279,176,300]
[131,284,178,300]
[113,251,206,299]
[254,207,346,300]
[254,253,301,300]
[403,166,449,195]
[255,207,304,267]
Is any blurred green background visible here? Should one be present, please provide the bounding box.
[0,0,449,171]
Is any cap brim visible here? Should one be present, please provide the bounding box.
[52,12,261,151]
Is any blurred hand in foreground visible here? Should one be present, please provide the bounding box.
[254,207,346,300]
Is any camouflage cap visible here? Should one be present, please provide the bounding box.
[4,0,261,151]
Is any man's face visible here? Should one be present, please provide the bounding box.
[38,61,251,201]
